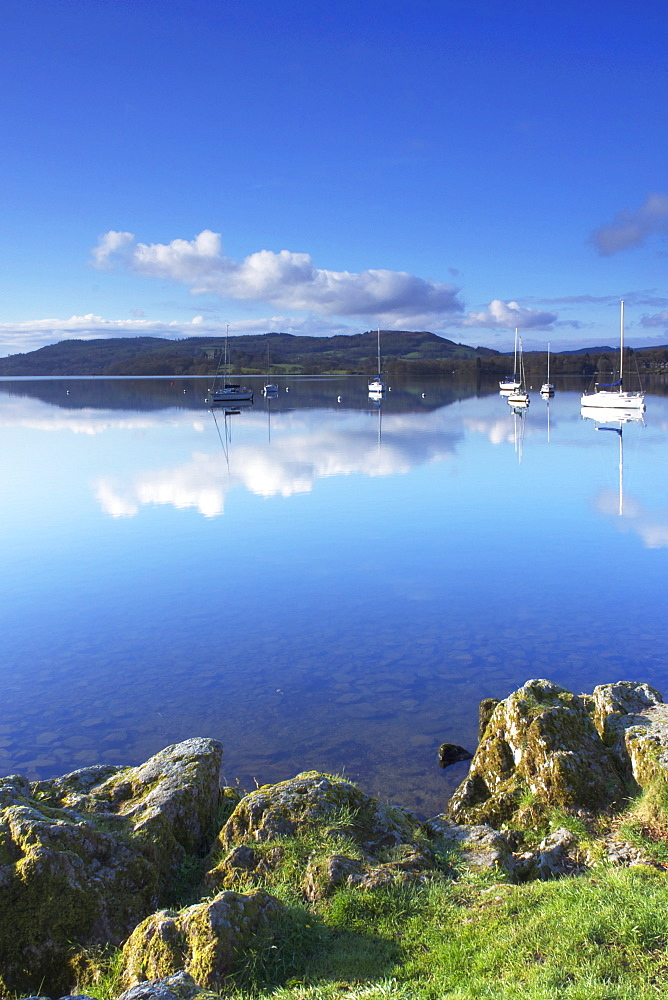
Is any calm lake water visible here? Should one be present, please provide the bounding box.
[2,374,668,818]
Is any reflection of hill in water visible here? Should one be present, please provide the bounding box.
[0,376,502,413]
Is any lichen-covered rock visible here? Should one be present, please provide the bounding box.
[204,844,264,892]
[117,969,218,1000]
[0,739,222,999]
[592,681,667,788]
[121,891,284,990]
[216,771,421,853]
[344,845,436,890]
[302,852,365,902]
[447,679,627,828]
[34,737,223,868]
[513,826,581,881]
[426,815,517,876]
[478,698,500,740]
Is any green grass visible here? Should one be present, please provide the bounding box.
[214,865,668,999]
[72,791,668,1000]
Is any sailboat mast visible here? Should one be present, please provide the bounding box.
[225,323,229,382]
[547,342,550,381]
[377,327,381,376]
[619,300,624,392]
[514,329,518,378]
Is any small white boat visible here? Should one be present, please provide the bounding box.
[541,342,555,395]
[210,384,254,404]
[207,325,254,405]
[506,335,529,407]
[262,345,278,396]
[500,329,522,391]
[368,327,386,394]
[581,301,645,411]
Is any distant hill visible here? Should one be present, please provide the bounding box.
[0,330,499,376]
[2,331,667,378]
[558,346,615,356]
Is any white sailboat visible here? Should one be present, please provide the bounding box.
[581,301,645,411]
[368,327,385,395]
[262,343,279,395]
[506,335,529,408]
[500,329,521,391]
[208,325,254,405]
[540,343,555,395]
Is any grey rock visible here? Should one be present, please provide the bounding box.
[426,815,517,876]
[215,771,421,855]
[514,826,580,881]
[0,739,223,999]
[117,970,216,1000]
[448,679,627,828]
[478,698,500,740]
[592,681,668,788]
[302,852,364,902]
[121,891,285,990]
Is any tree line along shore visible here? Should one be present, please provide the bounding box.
[2,330,668,378]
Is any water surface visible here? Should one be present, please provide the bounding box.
[2,375,667,817]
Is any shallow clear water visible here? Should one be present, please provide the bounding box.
[2,375,668,817]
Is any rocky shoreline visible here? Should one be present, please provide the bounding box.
[3,678,668,1000]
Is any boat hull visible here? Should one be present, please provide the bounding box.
[208,388,254,404]
[581,391,644,410]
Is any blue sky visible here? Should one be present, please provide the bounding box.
[2,0,668,356]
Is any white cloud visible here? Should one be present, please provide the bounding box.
[590,193,668,255]
[92,229,463,321]
[640,310,668,329]
[596,490,668,549]
[90,408,463,519]
[0,397,207,436]
[91,231,135,268]
[458,299,557,330]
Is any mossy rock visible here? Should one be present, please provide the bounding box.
[215,771,421,854]
[448,679,627,828]
[302,852,365,902]
[118,970,219,1000]
[425,815,517,876]
[0,738,223,999]
[121,891,285,990]
[592,681,667,789]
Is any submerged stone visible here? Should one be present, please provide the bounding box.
[438,743,474,768]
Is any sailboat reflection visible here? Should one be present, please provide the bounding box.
[371,395,382,456]
[581,406,645,516]
[544,394,551,444]
[511,405,526,464]
[211,403,250,473]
